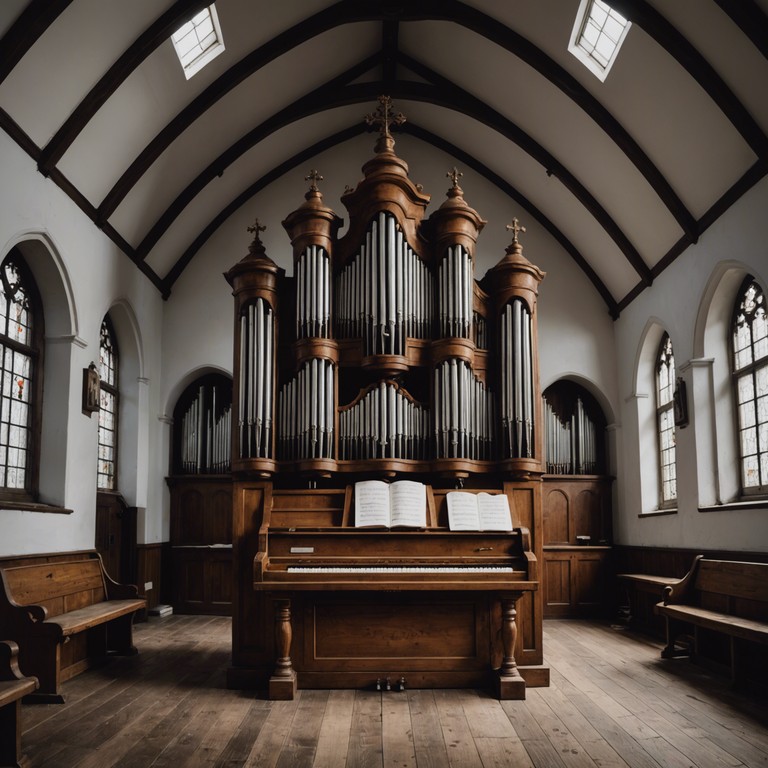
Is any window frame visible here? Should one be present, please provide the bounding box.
[731,276,768,498]
[655,332,677,508]
[0,249,44,504]
[97,315,119,491]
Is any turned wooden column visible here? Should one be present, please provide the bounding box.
[497,594,526,699]
[269,599,297,699]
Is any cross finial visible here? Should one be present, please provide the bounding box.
[364,95,406,138]
[506,217,526,244]
[305,169,323,192]
[247,219,266,237]
[447,167,463,189]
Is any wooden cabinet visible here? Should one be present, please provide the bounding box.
[542,476,612,618]
[167,476,232,615]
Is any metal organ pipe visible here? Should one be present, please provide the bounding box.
[238,298,274,460]
[334,211,433,355]
[297,245,332,339]
[438,245,473,338]
[433,359,495,460]
[180,384,232,474]
[338,381,429,461]
[277,359,336,461]
[500,298,534,460]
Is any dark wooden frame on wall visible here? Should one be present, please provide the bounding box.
[82,362,100,415]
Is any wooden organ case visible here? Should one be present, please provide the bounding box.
[226,98,548,700]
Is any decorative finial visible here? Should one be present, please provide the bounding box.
[247,218,266,238]
[506,217,526,244]
[246,218,267,255]
[364,95,406,139]
[447,167,463,189]
[305,169,323,192]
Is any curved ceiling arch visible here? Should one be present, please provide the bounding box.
[1,0,765,319]
[142,78,647,292]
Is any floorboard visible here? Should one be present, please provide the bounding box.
[13,616,768,767]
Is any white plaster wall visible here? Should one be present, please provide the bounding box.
[613,176,768,552]
[0,133,165,556]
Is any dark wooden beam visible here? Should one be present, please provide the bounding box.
[95,0,697,243]
[161,124,367,296]
[0,0,72,85]
[402,123,620,318]
[37,0,210,176]
[382,19,399,86]
[397,57,652,286]
[713,0,768,60]
[610,0,768,161]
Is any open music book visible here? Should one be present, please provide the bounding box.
[354,480,427,528]
[446,492,514,531]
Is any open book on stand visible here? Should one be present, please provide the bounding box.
[354,480,427,528]
[446,491,514,531]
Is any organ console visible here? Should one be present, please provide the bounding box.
[226,96,548,700]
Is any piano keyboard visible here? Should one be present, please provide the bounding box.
[286,566,517,573]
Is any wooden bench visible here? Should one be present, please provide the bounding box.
[617,573,676,632]
[0,640,38,768]
[654,555,768,684]
[0,554,146,703]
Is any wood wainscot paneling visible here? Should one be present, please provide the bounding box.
[543,475,613,618]
[166,476,233,615]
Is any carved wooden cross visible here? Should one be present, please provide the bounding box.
[305,169,323,191]
[247,219,266,237]
[506,217,526,244]
[447,167,463,188]
[364,95,406,138]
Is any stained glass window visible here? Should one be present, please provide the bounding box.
[0,252,40,497]
[97,317,119,490]
[656,333,677,505]
[732,278,767,493]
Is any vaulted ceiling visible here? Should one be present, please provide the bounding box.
[1,0,766,317]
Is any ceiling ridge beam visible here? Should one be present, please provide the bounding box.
[0,0,72,86]
[37,0,210,176]
[90,0,696,240]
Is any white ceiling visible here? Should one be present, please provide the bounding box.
[1,0,766,316]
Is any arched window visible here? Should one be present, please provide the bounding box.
[172,373,232,474]
[0,251,43,500]
[732,277,767,495]
[656,333,677,506]
[97,317,119,490]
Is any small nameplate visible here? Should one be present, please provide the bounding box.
[290,547,315,554]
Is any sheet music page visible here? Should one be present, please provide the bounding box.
[389,480,427,528]
[446,491,481,531]
[354,480,392,527]
[476,493,513,531]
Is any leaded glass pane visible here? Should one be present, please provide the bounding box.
[732,279,768,493]
[656,333,677,504]
[97,318,118,490]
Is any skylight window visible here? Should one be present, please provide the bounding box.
[569,0,631,82]
[171,5,225,80]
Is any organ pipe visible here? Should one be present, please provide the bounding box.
[500,298,534,460]
[335,211,433,354]
[544,396,599,474]
[238,298,274,460]
[339,381,429,461]
[433,359,495,460]
[178,382,232,474]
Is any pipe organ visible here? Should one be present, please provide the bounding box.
[226,97,547,701]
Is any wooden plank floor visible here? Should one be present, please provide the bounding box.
[18,615,768,767]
